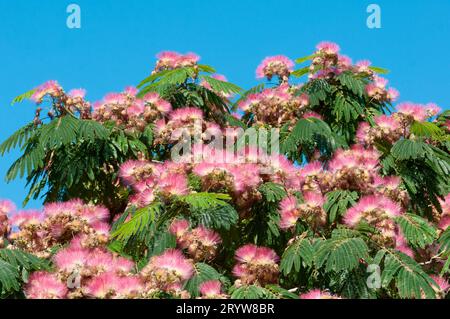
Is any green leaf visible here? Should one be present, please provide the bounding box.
[368,66,390,74]
[391,139,430,161]
[381,249,436,299]
[111,203,161,243]
[230,285,276,299]
[280,235,314,275]
[200,75,242,95]
[396,214,438,249]
[315,237,369,273]
[295,54,317,64]
[410,121,444,140]
[324,190,359,223]
[11,88,36,105]
[184,263,224,298]
[258,183,287,203]
[291,66,310,78]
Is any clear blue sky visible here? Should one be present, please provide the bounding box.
[1,0,449,208]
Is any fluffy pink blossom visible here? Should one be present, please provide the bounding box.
[25,271,68,299]
[256,55,294,80]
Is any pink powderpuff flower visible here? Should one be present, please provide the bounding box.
[316,42,340,55]
[430,275,450,293]
[113,257,135,274]
[387,88,400,101]
[230,164,262,192]
[394,232,414,258]
[303,192,325,207]
[344,195,403,227]
[9,210,43,228]
[338,55,352,68]
[84,272,122,298]
[396,102,428,122]
[156,51,181,68]
[79,205,109,224]
[115,276,143,298]
[0,199,16,215]
[300,289,341,299]
[31,80,62,103]
[25,271,68,299]
[127,100,145,117]
[356,121,371,144]
[374,115,400,130]
[150,249,194,281]
[256,55,294,79]
[194,226,222,246]
[158,173,189,197]
[199,280,223,298]
[138,188,156,206]
[54,247,90,273]
[439,215,450,231]
[355,60,372,73]
[124,86,138,96]
[178,52,200,67]
[169,219,190,238]
[254,246,279,264]
[372,175,402,189]
[169,107,204,122]
[68,88,86,99]
[235,244,259,263]
[425,103,441,117]
[87,249,114,273]
[299,162,323,179]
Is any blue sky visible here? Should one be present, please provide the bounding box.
[0,0,449,208]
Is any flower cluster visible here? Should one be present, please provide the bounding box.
[299,289,343,299]
[169,219,222,261]
[30,81,91,123]
[344,195,403,244]
[232,244,279,286]
[198,280,228,299]
[25,239,196,299]
[0,200,15,248]
[256,55,294,82]
[278,193,326,230]
[141,249,193,297]
[8,199,110,258]
[92,87,172,133]
[153,51,200,73]
[119,145,303,216]
[238,84,309,127]
[154,107,221,145]
[320,145,381,192]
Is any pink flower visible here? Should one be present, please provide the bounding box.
[316,42,340,55]
[84,272,121,298]
[169,219,190,238]
[235,244,259,263]
[430,275,450,293]
[54,247,90,273]
[300,289,341,299]
[397,102,428,122]
[31,81,62,103]
[0,199,16,215]
[68,88,86,99]
[25,271,68,299]
[256,55,294,80]
[199,280,223,298]
[9,210,43,228]
[425,103,441,117]
[149,249,194,281]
